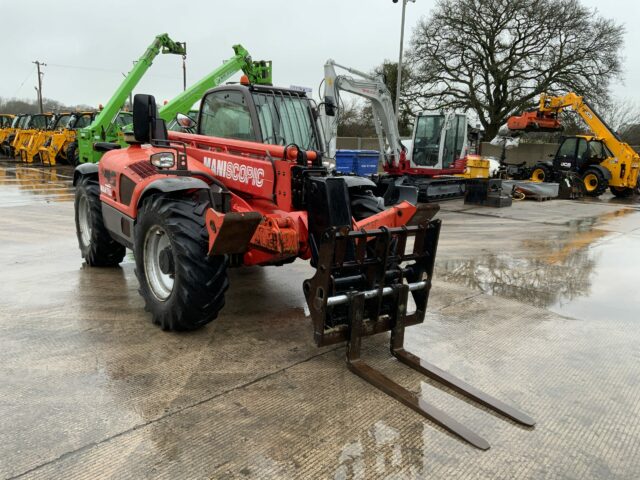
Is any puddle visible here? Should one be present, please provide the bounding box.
[437,208,640,322]
[0,160,75,206]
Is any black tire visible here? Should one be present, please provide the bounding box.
[610,186,634,198]
[134,194,229,331]
[66,142,79,166]
[74,177,126,266]
[530,163,553,183]
[581,168,608,197]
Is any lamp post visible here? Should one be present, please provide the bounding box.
[394,0,415,116]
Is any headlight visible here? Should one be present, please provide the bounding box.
[150,152,175,169]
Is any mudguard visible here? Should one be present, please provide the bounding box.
[73,163,99,185]
[138,176,210,208]
[585,164,612,180]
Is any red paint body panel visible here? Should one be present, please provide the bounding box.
[97,131,415,267]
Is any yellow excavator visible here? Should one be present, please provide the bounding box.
[506,92,640,197]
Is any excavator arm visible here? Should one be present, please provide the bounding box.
[321,59,404,167]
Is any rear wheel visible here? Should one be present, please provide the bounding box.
[74,177,126,266]
[134,194,229,331]
[610,186,634,198]
[582,169,608,197]
[530,164,553,183]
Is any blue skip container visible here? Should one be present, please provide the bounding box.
[335,150,380,176]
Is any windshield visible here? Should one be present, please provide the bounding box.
[115,112,133,127]
[19,116,32,128]
[253,92,319,150]
[30,115,50,130]
[73,113,93,129]
[54,115,73,129]
[412,115,444,166]
[442,114,467,168]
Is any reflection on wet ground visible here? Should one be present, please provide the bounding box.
[0,159,75,206]
[436,205,640,321]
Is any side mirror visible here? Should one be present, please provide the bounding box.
[176,113,196,129]
[133,94,159,143]
[324,96,336,117]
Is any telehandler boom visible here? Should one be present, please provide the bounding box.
[73,85,534,449]
[505,92,640,197]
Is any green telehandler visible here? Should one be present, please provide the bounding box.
[76,33,272,164]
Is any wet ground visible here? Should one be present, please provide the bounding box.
[1,159,640,479]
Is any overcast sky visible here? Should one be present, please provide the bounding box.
[1,0,638,108]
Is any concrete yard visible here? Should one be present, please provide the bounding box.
[2,161,640,479]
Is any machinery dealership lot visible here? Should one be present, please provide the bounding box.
[2,0,640,478]
[2,161,639,479]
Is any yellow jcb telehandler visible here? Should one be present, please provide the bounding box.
[19,113,70,163]
[12,113,53,160]
[0,114,15,144]
[40,111,95,166]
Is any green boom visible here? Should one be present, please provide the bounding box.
[78,38,272,164]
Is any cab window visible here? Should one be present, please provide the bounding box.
[576,138,588,161]
[73,114,93,129]
[200,91,256,141]
[557,138,577,158]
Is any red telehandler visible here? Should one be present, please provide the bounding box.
[73,86,534,449]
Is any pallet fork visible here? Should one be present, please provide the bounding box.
[304,207,535,449]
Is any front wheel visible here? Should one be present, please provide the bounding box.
[610,186,634,198]
[74,177,126,266]
[582,169,608,197]
[134,194,229,331]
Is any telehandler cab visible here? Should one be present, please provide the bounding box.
[73,89,534,449]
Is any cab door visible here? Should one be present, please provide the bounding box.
[553,137,579,171]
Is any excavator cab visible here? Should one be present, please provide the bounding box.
[410,112,469,169]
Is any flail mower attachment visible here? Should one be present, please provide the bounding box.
[304,214,535,450]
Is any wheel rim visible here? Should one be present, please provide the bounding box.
[144,226,174,301]
[78,194,92,247]
[583,173,598,192]
[531,168,545,182]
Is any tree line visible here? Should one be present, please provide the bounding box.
[0,97,94,115]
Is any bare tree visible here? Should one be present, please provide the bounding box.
[405,0,624,138]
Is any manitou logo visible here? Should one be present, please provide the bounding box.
[203,156,265,187]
